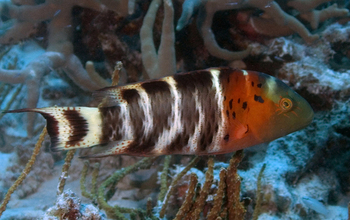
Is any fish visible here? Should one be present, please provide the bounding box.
[6,67,314,157]
[302,196,329,216]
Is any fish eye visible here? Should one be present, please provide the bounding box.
[279,98,293,111]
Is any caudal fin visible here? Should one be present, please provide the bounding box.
[6,107,103,151]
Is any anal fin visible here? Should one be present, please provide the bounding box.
[79,140,133,158]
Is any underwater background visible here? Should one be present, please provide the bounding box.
[0,0,350,219]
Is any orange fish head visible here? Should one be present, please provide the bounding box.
[220,69,314,152]
[247,73,314,143]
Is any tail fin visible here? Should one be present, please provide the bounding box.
[6,107,103,151]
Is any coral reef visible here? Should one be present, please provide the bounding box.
[0,127,47,216]
[140,0,176,79]
[44,189,102,219]
[176,0,349,61]
[0,0,128,135]
[0,0,350,219]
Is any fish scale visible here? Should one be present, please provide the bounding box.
[5,67,314,157]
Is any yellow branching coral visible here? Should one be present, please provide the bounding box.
[174,173,198,220]
[207,168,227,220]
[226,150,246,220]
[0,127,47,217]
[186,157,214,220]
[57,149,76,195]
[159,156,201,218]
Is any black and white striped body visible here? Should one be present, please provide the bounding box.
[95,68,227,156]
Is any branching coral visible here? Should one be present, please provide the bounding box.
[226,150,246,219]
[185,157,214,219]
[44,189,102,219]
[173,173,198,220]
[206,168,227,220]
[177,0,348,61]
[0,133,250,219]
[96,157,157,219]
[3,1,347,219]
[158,155,172,202]
[0,0,130,135]
[250,2,348,39]
[252,163,266,220]
[159,156,201,218]
[80,161,100,201]
[158,151,246,219]
[140,0,176,79]
[57,149,77,195]
[0,127,47,218]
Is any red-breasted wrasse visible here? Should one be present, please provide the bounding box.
[6,67,314,157]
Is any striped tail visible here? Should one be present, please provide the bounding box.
[6,107,103,152]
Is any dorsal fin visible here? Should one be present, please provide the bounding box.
[93,86,124,107]
[93,82,144,107]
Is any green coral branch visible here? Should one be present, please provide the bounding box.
[80,161,100,201]
[91,162,100,198]
[252,163,266,220]
[158,155,172,202]
[80,161,95,200]
[97,157,157,219]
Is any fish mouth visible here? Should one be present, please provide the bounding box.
[285,108,314,134]
[306,110,314,123]
[298,108,314,129]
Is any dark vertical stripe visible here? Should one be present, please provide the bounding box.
[198,73,217,152]
[63,110,88,147]
[120,88,153,154]
[100,106,123,143]
[218,67,234,83]
[172,70,219,153]
[40,112,60,151]
[166,72,206,153]
[125,81,173,155]
[141,81,172,132]
[167,70,215,152]
[121,89,145,143]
